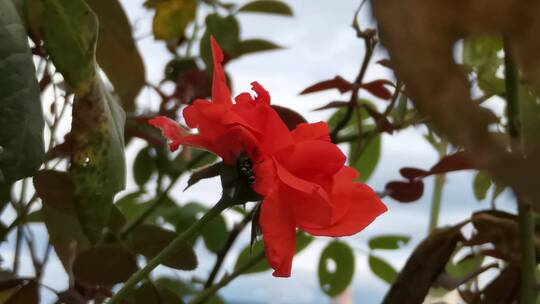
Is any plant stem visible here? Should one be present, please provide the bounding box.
[108,196,231,304]
[504,39,537,304]
[189,251,265,304]
[204,209,254,288]
[428,140,448,232]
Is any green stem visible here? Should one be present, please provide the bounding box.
[108,196,231,304]
[428,140,448,232]
[428,174,445,232]
[504,39,537,304]
[189,251,265,304]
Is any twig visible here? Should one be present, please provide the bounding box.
[204,209,255,288]
[189,251,266,304]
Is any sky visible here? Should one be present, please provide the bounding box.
[0,0,518,303]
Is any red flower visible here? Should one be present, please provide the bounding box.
[149,37,386,277]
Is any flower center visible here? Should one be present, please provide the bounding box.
[237,154,255,184]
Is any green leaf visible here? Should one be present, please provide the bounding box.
[368,234,410,250]
[201,215,228,253]
[237,0,293,16]
[318,240,355,297]
[234,231,313,274]
[233,39,282,58]
[85,0,146,111]
[446,254,484,279]
[134,147,156,187]
[152,0,197,40]
[69,80,126,243]
[368,255,397,285]
[39,0,98,91]
[128,224,197,270]
[73,244,138,286]
[199,14,239,68]
[462,36,504,95]
[349,134,381,182]
[36,0,127,243]
[0,0,44,183]
[473,171,492,201]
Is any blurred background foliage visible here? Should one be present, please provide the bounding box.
[1,0,540,303]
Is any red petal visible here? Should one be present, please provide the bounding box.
[303,180,386,236]
[260,186,297,277]
[148,116,184,150]
[291,122,330,142]
[275,140,346,178]
[148,116,218,153]
[210,37,232,105]
[252,158,277,196]
[232,92,293,154]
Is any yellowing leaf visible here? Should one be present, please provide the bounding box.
[152,0,196,40]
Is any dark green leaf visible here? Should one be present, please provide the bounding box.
[349,134,381,182]
[201,215,228,253]
[170,202,206,233]
[5,281,38,304]
[73,244,138,286]
[200,14,239,68]
[368,235,410,250]
[0,0,44,183]
[237,0,293,16]
[86,0,146,111]
[39,0,98,90]
[134,147,155,187]
[155,276,195,297]
[152,0,197,40]
[473,171,492,201]
[128,224,197,270]
[185,162,222,190]
[233,39,282,58]
[318,240,355,297]
[368,255,397,285]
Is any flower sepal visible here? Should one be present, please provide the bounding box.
[219,162,261,205]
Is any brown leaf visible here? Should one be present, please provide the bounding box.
[272,105,307,130]
[382,224,464,304]
[362,104,394,133]
[5,281,39,304]
[33,170,75,213]
[466,210,519,261]
[86,0,146,111]
[361,79,393,100]
[429,151,475,175]
[299,76,353,95]
[471,265,519,304]
[372,0,540,209]
[385,180,424,203]
[128,224,197,270]
[72,244,138,286]
[399,167,430,180]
